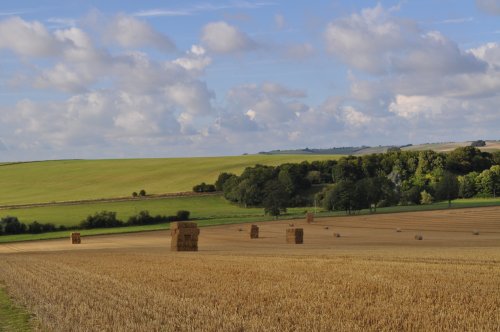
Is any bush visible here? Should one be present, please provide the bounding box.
[132,192,138,198]
[127,210,154,226]
[420,190,433,205]
[192,182,216,193]
[80,211,123,229]
[1,216,26,235]
[176,210,190,221]
[139,189,146,197]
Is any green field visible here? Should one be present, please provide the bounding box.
[0,195,268,227]
[0,155,339,206]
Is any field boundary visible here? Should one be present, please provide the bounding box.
[0,191,220,210]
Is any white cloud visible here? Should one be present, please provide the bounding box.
[0,16,63,57]
[201,21,256,54]
[104,14,175,52]
[173,45,212,72]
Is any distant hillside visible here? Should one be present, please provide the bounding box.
[259,140,500,156]
[0,154,340,206]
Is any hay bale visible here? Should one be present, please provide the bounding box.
[324,226,329,230]
[396,228,402,233]
[472,230,480,235]
[70,232,81,244]
[250,225,259,239]
[171,222,200,251]
[286,228,303,244]
[414,234,423,240]
[333,232,341,238]
[306,212,314,224]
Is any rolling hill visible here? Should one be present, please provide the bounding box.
[0,155,340,206]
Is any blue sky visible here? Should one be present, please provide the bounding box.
[0,0,499,161]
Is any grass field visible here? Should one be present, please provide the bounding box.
[0,283,31,332]
[0,155,340,206]
[1,196,499,243]
[1,206,499,330]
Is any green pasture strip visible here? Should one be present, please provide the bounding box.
[0,283,32,332]
[0,155,340,205]
[0,195,264,227]
[1,197,499,244]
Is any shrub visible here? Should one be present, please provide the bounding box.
[132,192,138,198]
[176,210,190,221]
[1,216,26,235]
[139,189,146,197]
[127,210,154,226]
[420,190,433,205]
[80,211,123,229]
[193,182,216,193]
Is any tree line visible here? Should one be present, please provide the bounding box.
[0,210,190,236]
[214,147,500,216]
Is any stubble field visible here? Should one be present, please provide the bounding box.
[1,206,499,331]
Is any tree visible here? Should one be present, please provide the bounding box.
[458,172,478,198]
[132,192,138,198]
[139,189,146,197]
[434,172,459,207]
[215,172,234,191]
[262,180,289,218]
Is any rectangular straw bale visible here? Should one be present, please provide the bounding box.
[171,222,199,251]
[250,225,259,239]
[306,212,314,223]
[70,232,81,244]
[286,228,303,244]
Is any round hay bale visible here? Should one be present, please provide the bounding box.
[414,234,423,240]
[333,232,341,238]
[472,230,480,235]
[396,228,402,232]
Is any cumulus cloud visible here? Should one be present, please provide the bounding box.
[173,45,212,72]
[0,17,63,57]
[201,21,256,54]
[104,14,175,52]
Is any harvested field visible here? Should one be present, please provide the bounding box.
[0,206,499,331]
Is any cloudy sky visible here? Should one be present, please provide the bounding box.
[0,0,499,161]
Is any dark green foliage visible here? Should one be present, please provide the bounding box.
[470,140,486,147]
[0,216,26,235]
[176,210,190,221]
[446,146,492,174]
[215,146,499,212]
[132,192,138,197]
[263,180,289,217]
[80,211,123,229]
[139,189,146,196]
[332,156,364,182]
[192,182,216,192]
[434,172,460,207]
[215,172,234,191]
[27,221,56,234]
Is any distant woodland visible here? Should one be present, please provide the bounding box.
[214,147,500,215]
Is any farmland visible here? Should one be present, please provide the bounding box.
[1,206,499,331]
[0,155,339,206]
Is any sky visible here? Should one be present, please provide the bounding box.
[0,0,499,161]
